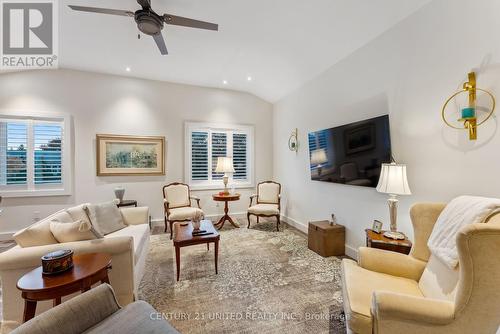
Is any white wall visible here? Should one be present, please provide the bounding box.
[274,0,500,256]
[0,69,273,235]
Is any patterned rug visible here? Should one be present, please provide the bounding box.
[138,221,346,334]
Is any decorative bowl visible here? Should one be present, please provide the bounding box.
[41,249,74,275]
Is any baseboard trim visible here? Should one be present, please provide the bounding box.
[0,232,15,242]
[345,244,358,260]
[281,215,307,234]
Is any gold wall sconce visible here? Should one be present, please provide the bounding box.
[288,128,298,152]
[442,72,495,140]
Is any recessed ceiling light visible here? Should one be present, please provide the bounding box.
[247,76,252,81]
[223,80,228,85]
[125,67,131,72]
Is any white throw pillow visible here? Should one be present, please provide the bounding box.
[50,220,102,243]
[84,201,126,235]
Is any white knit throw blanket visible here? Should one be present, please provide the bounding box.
[428,195,500,269]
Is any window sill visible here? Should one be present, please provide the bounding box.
[0,189,72,198]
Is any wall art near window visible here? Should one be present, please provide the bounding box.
[96,134,165,176]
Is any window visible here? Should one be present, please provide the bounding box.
[185,122,254,190]
[0,114,72,197]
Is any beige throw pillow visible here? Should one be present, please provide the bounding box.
[50,219,102,243]
[13,210,73,247]
[84,201,126,235]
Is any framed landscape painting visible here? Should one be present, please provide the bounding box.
[96,134,165,176]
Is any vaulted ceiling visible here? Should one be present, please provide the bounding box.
[60,0,431,102]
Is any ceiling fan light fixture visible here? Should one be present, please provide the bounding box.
[247,76,252,81]
[223,80,228,85]
[68,0,219,55]
[126,67,131,72]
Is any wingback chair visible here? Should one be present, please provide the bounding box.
[341,202,500,334]
[247,181,281,231]
[163,182,204,239]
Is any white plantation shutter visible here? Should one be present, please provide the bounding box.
[186,122,253,189]
[233,133,247,180]
[0,115,71,197]
[211,132,227,180]
[1,121,28,185]
[34,122,63,184]
[191,131,208,181]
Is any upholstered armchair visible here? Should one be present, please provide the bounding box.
[341,202,500,334]
[247,181,281,231]
[163,182,204,239]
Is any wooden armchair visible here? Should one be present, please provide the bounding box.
[247,181,281,231]
[163,182,204,239]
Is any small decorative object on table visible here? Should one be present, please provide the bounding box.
[114,186,125,202]
[192,211,203,231]
[372,219,383,233]
[41,249,74,275]
[376,162,411,240]
[330,213,336,226]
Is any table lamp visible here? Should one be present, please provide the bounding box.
[215,157,234,195]
[376,162,411,240]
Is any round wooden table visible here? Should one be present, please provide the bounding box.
[212,193,240,229]
[17,253,112,322]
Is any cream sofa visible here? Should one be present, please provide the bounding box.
[341,202,500,334]
[0,204,150,333]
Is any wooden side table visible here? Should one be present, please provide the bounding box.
[17,253,112,322]
[116,200,138,208]
[365,229,412,255]
[212,193,240,229]
[173,220,220,281]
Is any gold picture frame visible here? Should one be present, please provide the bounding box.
[96,134,165,176]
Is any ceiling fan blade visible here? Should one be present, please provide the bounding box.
[163,14,218,31]
[137,0,151,10]
[68,5,134,17]
[153,33,168,55]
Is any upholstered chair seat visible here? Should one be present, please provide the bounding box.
[341,202,500,334]
[168,207,204,221]
[248,204,279,215]
[247,181,282,231]
[163,182,204,239]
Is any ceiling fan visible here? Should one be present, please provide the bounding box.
[68,0,218,55]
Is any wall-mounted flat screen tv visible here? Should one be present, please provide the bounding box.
[308,115,391,187]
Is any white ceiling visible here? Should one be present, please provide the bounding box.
[60,0,431,102]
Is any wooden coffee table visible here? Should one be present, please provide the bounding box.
[17,253,112,322]
[173,220,220,281]
[212,193,240,229]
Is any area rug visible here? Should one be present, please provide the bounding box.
[138,221,346,334]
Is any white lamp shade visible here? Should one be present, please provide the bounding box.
[215,157,235,173]
[311,149,328,165]
[376,163,411,195]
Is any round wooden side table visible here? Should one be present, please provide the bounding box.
[212,193,240,229]
[17,252,112,322]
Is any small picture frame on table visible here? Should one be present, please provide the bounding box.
[372,220,383,234]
